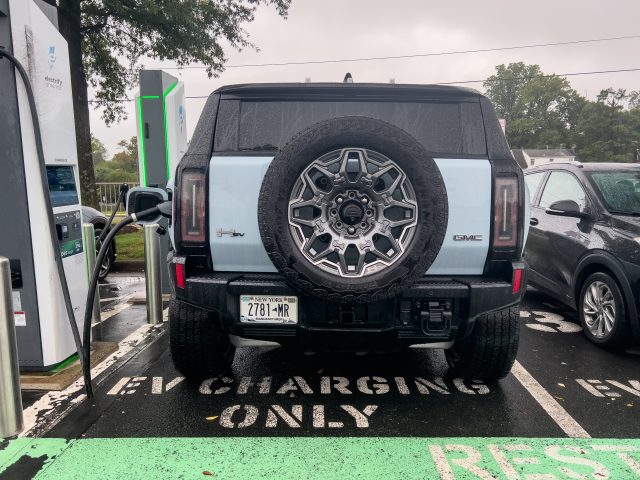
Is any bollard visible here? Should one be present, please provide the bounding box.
[0,257,24,438]
[82,223,101,325]
[144,224,163,324]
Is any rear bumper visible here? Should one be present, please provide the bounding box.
[171,261,526,350]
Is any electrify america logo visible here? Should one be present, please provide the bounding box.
[48,46,56,70]
[178,104,185,132]
[45,45,62,90]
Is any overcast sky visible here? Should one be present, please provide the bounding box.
[90,0,640,155]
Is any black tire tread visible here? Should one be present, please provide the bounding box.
[169,298,235,379]
[446,307,520,382]
[258,116,448,304]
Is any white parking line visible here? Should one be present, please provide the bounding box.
[98,302,131,322]
[20,309,168,438]
[511,360,590,439]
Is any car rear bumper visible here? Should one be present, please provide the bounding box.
[171,260,526,350]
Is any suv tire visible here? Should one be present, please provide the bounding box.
[578,272,627,348]
[258,116,448,304]
[169,298,235,379]
[445,307,520,382]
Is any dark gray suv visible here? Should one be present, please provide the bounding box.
[525,162,640,347]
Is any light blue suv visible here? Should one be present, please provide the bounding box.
[167,82,528,382]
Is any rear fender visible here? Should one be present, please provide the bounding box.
[574,250,640,337]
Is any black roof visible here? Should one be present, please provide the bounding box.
[213,82,483,100]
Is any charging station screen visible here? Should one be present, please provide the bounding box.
[46,166,79,207]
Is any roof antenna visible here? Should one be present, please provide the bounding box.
[343,72,353,83]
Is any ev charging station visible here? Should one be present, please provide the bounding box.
[135,70,188,293]
[0,0,88,369]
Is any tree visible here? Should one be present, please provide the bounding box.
[574,89,640,163]
[483,62,585,149]
[91,134,107,164]
[94,137,139,182]
[44,0,290,208]
[111,137,138,173]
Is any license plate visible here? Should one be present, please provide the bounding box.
[239,295,298,324]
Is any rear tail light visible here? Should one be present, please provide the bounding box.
[493,176,519,249]
[175,262,186,289]
[180,170,206,244]
[512,267,523,294]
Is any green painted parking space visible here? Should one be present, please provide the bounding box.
[2,437,640,479]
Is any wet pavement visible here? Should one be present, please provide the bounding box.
[4,279,640,479]
[19,274,147,411]
[36,288,640,442]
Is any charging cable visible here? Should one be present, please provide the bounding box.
[0,47,90,393]
[1,47,172,398]
[81,202,172,396]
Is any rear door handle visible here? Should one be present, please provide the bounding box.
[530,218,539,226]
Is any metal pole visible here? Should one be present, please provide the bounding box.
[0,257,24,438]
[82,223,101,325]
[144,224,162,324]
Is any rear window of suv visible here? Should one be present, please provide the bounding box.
[213,99,487,156]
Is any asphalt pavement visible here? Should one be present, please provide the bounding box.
[2,279,640,479]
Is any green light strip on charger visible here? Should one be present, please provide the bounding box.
[137,96,148,187]
[162,81,178,180]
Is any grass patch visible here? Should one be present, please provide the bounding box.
[115,229,144,261]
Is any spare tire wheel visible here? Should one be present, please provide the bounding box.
[258,116,448,303]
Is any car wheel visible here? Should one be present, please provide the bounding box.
[578,272,627,348]
[94,226,115,281]
[258,116,448,304]
[169,298,235,380]
[445,307,520,382]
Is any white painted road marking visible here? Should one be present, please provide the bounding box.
[216,404,378,429]
[20,310,167,437]
[429,442,640,479]
[576,378,640,398]
[99,302,131,322]
[511,361,590,439]
[117,375,491,397]
[524,311,582,333]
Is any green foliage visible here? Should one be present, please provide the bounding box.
[91,134,107,164]
[574,89,640,163]
[484,62,585,149]
[484,62,640,163]
[94,137,139,182]
[73,0,290,124]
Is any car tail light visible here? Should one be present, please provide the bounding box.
[512,267,523,294]
[175,262,186,289]
[180,170,206,244]
[493,176,519,249]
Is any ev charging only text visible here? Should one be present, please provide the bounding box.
[107,375,490,429]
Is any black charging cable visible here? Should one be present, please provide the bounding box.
[1,47,172,398]
[0,47,90,391]
[82,202,172,396]
[96,184,129,246]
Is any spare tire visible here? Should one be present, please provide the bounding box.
[258,116,448,304]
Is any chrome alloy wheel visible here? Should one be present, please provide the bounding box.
[582,280,616,338]
[287,148,418,278]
